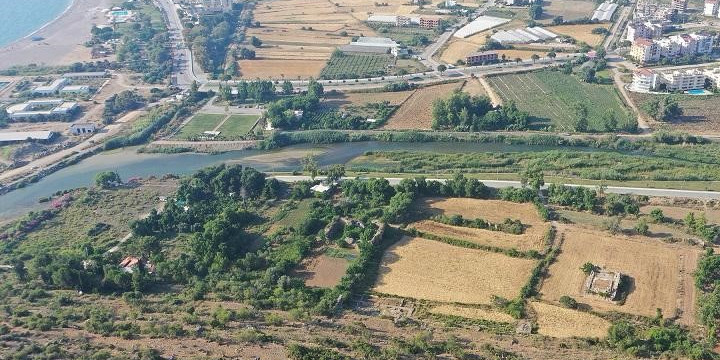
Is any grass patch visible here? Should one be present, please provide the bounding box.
[320,53,393,80]
[175,113,226,139]
[217,115,259,137]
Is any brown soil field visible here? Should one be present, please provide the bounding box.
[461,78,487,96]
[430,304,515,323]
[629,93,720,135]
[531,301,611,339]
[420,198,545,228]
[324,90,416,107]
[295,254,350,288]
[543,0,597,21]
[497,49,545,61]
[411,220,547,251]
[374,236,537,304]
[540,224,700,324]
[546,24,610,46]
[640,205,720,224]
[383,82,462,130]
[238,60,326,79]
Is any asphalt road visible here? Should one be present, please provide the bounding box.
[271,176,720,200]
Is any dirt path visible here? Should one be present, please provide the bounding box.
[612,67,651,132]
[106,202,164,254]
[478,76,503,106]
[212,114,232,132]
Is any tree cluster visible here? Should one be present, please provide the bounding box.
[432,90,529,131]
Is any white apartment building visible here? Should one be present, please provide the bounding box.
[704,67,720,88]
[631,32,714,63]
[193,0,232,12]
[659,69,706,91]
[631,69,658,91]
[626,21,663,41]
[705,0,719,16]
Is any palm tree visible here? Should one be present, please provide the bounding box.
[514,57,522,65]
[547,51,556,60]
[531,54,540,63]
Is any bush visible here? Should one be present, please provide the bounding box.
[559,295,578,309]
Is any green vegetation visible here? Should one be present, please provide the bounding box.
[487,70,636,132]
[114,1,172,83]
[175,113,226,139]
[432,90,530,131]
[185,8,242,76]
[217,115,259,137]
[320,53,393,80]
[432,214,525,235]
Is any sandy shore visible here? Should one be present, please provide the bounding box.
[0,0,114,69]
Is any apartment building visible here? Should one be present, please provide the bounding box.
[705,0,719,16]
[659,69,706,91]
[465,51,499,65]
[630,38,661,63]
[631,69,658,91]
[626,21,663,41]
[419,16,442,29]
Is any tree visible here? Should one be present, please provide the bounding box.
[282,80,294,95]
[95,171,122,189]
[580,262,597,274]
[325,164,345,183]
[580,66,596,83]
[634,219,649,236]
[650,208,665,223]
[601,110,618,132]
[559,295,578,309]
[250,36,262,47]
[437,64,447,74]
[302,155,319,180]
[531,54,540,63]
[661,97,682,121]
[547,51,556,60]
[552,16,564,25]
[529,3,543,19]
[515,57,522,65]
[307,79,324,98]
[572,103,589,132]
[520,167,544,190]
[642,98,661,120]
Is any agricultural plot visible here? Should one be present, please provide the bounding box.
[542,0,598,22]
[238,59,326,79]
[320,54,394,80]
[546,24,610,46]
[217,115,259,137]
[640,205,720,224]
[430,304,515,323]
[487,71,631,132]
[383,81,463,130]
[323,90,415,108]
[530,302,611,338]
[295,252,351,288]
[540,224,700,324]
[374,236,537,305]
[174,113,226,139]
[460,78,487,96]
[629,93,720,134]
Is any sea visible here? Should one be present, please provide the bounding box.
[0,0,73,48]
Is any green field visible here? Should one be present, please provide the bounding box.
[320,53,393,80]
[487,71,634,132]
[175,113,226,139]
[217,115,259,137]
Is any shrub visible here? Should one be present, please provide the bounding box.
[559,295,578,309]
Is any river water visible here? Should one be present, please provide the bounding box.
[0,141,565,220]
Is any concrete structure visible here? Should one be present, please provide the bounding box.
[62,71,109,79]
[705,0,719,16]
[659,69,706,91]
[592,2,619,21]
[465,51,499,65]
[491,27,558,44]
[0,131,56,144]
[69,123,97,135]
[584,269,622,300]
[32,78,68,95]
[631,68,658,91]
[60,85,91,94]
[704,67,720,88]
[6,99,78,120]
[626,21,663,41]
[339,37,400,55]
[454,16,510,38]
[367,15,411,27]
[630,38,660,63]
[419,16,443,29]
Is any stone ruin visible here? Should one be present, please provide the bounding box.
[583,269,622,301]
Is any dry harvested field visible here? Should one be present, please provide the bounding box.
[295,254,350,288]
[531,301,611,338]
[374,236,537,304]
[238,59,326,79]
[324,90,416,107]
[640,205,720,224]
[540,224,700,324]
[629,93,720,134]
[546,24,610,46]
[383,82,462,129]
[461,78,487,96]
[497,49,545,61]
[543,0,597,21]
[412,220,546,251]
[430,304,515,323]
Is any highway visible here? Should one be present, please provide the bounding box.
[271,176,720,200]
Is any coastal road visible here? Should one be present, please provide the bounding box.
[271,176,720,200]
[154,0,202,87]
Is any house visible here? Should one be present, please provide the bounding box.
[293,110,304,119]
[630,38,660,63]
[70,123,97,135]
[32,78,68,95]
[705,0,719,16]
[367,15,410,27]
[311,184,331,193]
[419,16,442,29]
[630,68,658,91]
[659,69,706,91]
[465,51,499,65]
[119,256,155,274]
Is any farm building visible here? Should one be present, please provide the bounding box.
[490,27,558,44]
[454,16,510,38]
[60,85,91,94]
[583,269,622,300]
[465,51,499,65]
[591,2,619,21]
[0,131,56,144]
[69,123,97,135]
[6,99,78,120]
[339,37,400,55]
[61,71,110,79]
[32,78,68,95]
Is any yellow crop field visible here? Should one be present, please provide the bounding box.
[531,301,611,338]
[430,304,515,323]
[540,224,700,325]
[374,236,537,304]
[546,24,610,46]
[238,60,326,79]
[461,78,487,96]
[383,82,462,130]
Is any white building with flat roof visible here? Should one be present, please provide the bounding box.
[32,78,68,95]
[0,131,56,144]
[704,67,720,88]
[6,99,78,120]
[60,85,91,94]
[659,69,706,91]
[631,68,658,92]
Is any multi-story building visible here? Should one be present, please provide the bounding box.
[631,68,658,91]
[671,0,688,12]
[691,33,714,54]
[465,51,499,65]
[704,67,720,88]
[705,0,719,16]
[630,38,660,63]
[659,69,706,91]
[626,21,663,41]
[419,16,442,29]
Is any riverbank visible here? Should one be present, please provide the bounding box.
[0,0,113,68]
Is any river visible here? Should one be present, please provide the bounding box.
[0,141,567,221]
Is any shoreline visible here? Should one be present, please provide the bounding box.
[0,0,77,51]
[0,0,114,68]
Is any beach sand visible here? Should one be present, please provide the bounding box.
[0,0,114,69]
